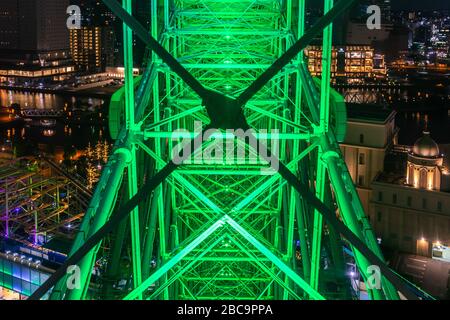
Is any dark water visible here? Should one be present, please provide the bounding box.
[396,109,450,145]
[0,123,110,158]
[340,85,450,145]
[0,89,104,110]
[0,89,110,158]
[0,87,449,158]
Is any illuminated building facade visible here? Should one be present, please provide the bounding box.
[406,132,444,191]
[430,22,450,61]
[70,27,103,73]
[339,108,450,259]
[408,12,450,64]
[368,132,450,257]
[370,176,450,257]
[340,105,398,214]
[73,0,119,70]
[24,0,436,301]
[305,45,386,84]
[0,0,75,84]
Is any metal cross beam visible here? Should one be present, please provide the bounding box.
[31,0,435,301]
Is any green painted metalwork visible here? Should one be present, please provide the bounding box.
[310,0,333,292]
[34,0,437,301]
[109,76,142,139]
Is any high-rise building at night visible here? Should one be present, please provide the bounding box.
[346,21,409,62]
[352,0,392,22]
[101,26,117,69]
[377,0,392,22]
[70,27,102,73]
[135,1,151,30]
[0,0,448,302]
[0,0,74,84]
[69,0,118,71]
[133,0,151,65]
[346,22,393,45]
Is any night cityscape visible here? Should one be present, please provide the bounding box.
[0,0,449,305]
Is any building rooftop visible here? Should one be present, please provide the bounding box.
[378,147,450,193]
[346,103,395,123]
[376,171,407,186]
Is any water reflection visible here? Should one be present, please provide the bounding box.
[396,110,450,145]
[0,89,104,110]
[0,122,111,161]
[340,86,450,145]
[0,87,449,160]
[340,86,450,105]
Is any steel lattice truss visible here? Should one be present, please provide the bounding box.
[0,159,89,242]
[31,0,434,301]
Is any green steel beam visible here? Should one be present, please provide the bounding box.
[124,218,226,300]
[224,215,324,300]
[310,0,334,292]
[123,0,143,298]
[34,0,433,302]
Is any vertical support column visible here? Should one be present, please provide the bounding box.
[34,210,38,244]
[123,0,143,298]
[151,0,169,300]
[283,178,293,298]
[4,178,9,238]
[164,0,172,114]
[56,185,61,224]
[310,0,333,292]
[30,176,35,244]
[291,0,311,288]
[292,0,312,288]
[282,2,294,298]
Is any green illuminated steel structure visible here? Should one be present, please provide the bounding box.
[31,0,434,300]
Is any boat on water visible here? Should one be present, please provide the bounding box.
[39,119,57,127]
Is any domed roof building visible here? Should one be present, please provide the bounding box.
[412,131,440,158]
[406,131,444,190]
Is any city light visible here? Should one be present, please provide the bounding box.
[0,0,448,304]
